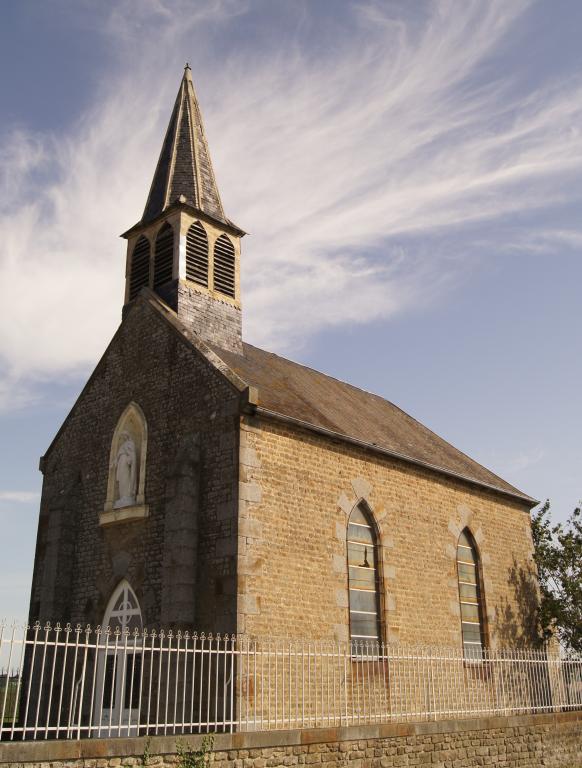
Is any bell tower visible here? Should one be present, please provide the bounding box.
[121,65,245,354]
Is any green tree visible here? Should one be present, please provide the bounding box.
[531,501,582,655]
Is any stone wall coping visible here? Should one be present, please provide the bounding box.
[1,710,581,763]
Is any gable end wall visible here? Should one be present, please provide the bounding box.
[29,299,241,633]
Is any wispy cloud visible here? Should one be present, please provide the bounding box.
[1,0,582,408]
[0,491,40,504]
[505,448,546,476]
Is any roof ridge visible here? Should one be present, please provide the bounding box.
[241,341,399,406]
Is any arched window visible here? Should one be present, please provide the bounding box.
[102,579,142,633]
[347,503,381,650]
[95,580,143,735]
[153,222,174,290]
[186,221,209,287]
[128,236,150,300]
[457,528,486,659]
[213,234,235,298]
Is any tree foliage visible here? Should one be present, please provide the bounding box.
[531,501,582,655]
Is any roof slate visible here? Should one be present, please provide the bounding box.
[212,342,535,505]
[142,66,226,225]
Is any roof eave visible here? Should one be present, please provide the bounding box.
[120,201,246,239]
[250,405,539,509]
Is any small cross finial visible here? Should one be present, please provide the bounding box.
[185,62,191,71]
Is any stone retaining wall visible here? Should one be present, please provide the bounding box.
[1,712,581,767]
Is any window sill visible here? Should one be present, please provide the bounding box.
[99,504,149,527]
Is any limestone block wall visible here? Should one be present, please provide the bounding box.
[29,297,241,633]
[0,712,581,767]
[236,416,537,647]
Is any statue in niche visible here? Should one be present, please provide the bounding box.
[112,431,138,508]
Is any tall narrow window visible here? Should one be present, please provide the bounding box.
[457,529,486,659]
[153,222,174,290]
[129,236,150,300]
[213,234,235,298]
[347,503,381,650]
[186,221,209,287]
[94,580,143,735]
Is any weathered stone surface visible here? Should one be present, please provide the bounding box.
[31,295,240,634]
[236,416,538,647]
[1,713,581,767]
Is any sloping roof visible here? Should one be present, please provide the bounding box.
[212,342,535,505]
[142,65,226,225]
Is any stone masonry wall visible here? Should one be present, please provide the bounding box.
[0,712,580,767]
[176,282,242,356]
[29,295,241,633]
[237,415,537,646]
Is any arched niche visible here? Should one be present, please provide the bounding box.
[101,402,149,526]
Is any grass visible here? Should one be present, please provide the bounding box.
[0,678,19,726]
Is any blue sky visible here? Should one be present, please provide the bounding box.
[1,0,582,622]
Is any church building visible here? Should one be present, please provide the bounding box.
[29,66,539,660]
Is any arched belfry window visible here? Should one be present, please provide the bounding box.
[153,222,174,291]
[347,503,381,649]
[457,528,486,659]
[129,236,150,300]
[104,402,148,515]
[213,234,235,298]
[186,221,209,287]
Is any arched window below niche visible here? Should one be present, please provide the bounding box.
[94,580,143,735]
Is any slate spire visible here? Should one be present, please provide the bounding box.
[142,64,226,225]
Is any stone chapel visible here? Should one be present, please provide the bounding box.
[28,67,539,658]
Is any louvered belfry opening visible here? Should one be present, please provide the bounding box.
[129,236,150,300]
[153,223,174,291]
[213,234,236,298]
[186,221,209,287]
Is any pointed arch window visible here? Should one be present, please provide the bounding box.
[186,221,209,287]
[153,222,174,290]
[213,234,235,298]
[129,236,150,300]
[95,580,143,734]
[103,580,143,633]
[347,503,381,650]
[457,529,486,659]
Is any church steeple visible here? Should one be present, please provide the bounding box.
[142,64,226,226]
[121,67,245,355]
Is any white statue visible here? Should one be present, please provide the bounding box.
[113,432,137,508]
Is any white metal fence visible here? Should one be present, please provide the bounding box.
[1,621,581,741]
